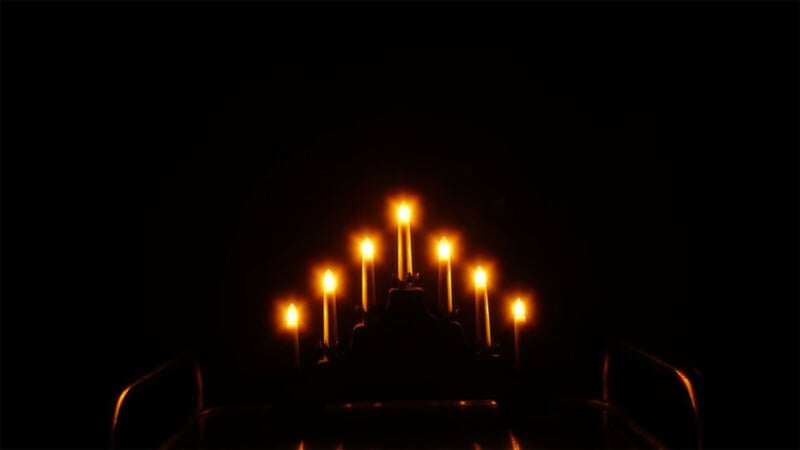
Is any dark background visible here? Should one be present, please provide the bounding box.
[1,1,798,449]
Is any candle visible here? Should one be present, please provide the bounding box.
[286,303,300,372]
[322,269,339,347]
[512,298,526,371]
[361,238,375,317]
[438,237,453,315]
[397,202,413,280]
[474,267,492,347]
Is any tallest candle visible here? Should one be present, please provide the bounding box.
[474,267,492,348]
[397,202,413,280]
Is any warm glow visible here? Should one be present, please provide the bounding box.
[509,432,521,450]
[474,267,487,287]
[438,237,451,260]
[286,303,298,328]
[361,238,374,259]
[513,298,526,322]
[397,202,411,223]
[323,269,336,292]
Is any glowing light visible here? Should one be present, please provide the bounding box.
[361,238,374,259]
[396,201,413,278]
[323,270,336,292]
[474,267,487,287]
[397,202,411,222]
[286,303,299,328]
[509,432,521,450]
[513,298,526,322]
[438,237,451,260]
[285,303,301,371]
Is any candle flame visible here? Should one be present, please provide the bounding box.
[361,238,374,258]
[286,303,298,328]
[513,298,526,322]
[438,237,451,260]
[323,269,336,292]
[474,266,487,287]
[397,202,411,223]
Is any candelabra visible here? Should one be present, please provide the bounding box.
[276,197,533,406]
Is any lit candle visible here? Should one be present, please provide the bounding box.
[438,237,453,315]
[512,298,526,371]
[361,238,375,316]
[322,270,337,347]
[286,303,300,372]
[397,202,413,280]
[474,267,492,347]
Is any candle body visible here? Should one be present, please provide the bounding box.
[397,221,412,279]
[362,258,368,313]
[404,222,413,277]
[397,224,403,280]
[323,292,329,347]
[331,291,338,346]
[445,259,452,314]
[474,284,492,347]
[293,327,300,372]
[368,260,376,311]
[513,320,521,371]
[362,257,375,317]
[438,258,453,315]
[483,287,492,347]
[474,286,482,346]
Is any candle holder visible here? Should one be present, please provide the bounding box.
[306,271,512,406]
[300,201,520,407]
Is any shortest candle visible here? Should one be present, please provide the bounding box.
[512,298,526,371]
[286,303,300,372]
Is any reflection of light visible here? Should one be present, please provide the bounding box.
[398,202,411,222]
[474,267,487,287]
[323,270,336,292]
[676,369,699,418]
[361,238,374,259]
[513,298,526,322]
[286,304,299,328]
[297,441,304,450]
[438,237,451,260]
[459,400,468,407]
[509,431,521,450]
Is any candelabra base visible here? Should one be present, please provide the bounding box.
[307,286,512,405]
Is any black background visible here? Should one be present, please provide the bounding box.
[1,1,798,449]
